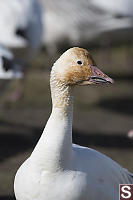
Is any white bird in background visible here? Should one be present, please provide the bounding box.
[0,45,23,79]
[39,0,133,53]
[0,0,42,50]
[92,0,133,17]
[14,47,133,200]
[0,0,42,100]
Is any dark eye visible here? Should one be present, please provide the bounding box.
[77,60,82,65]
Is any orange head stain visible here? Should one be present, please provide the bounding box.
[52,47,96,86]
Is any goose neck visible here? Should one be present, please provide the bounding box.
[50,79,74,117]
[30,77,74,171]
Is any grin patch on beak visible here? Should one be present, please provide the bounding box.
[89,65,114,84]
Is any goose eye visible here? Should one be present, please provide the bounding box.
[77,60,82,65]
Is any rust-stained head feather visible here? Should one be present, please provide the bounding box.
[51,47,113,86]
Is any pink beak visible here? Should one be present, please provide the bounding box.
[89,65,114,84]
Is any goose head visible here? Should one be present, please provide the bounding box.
[51,47,113,86]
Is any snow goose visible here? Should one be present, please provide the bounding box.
[92,0,133,17]
[14,47,133,200]
[0,45,23,79]
[39,0,133,53]
[0,0,42,49]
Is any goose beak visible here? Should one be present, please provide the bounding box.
[89,65,114,84]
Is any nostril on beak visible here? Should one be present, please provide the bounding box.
[90,65,114,84]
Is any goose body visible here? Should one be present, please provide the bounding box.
[14,47,133,200]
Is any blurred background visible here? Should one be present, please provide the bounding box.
[0,0,133,199]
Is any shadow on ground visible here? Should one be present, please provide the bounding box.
[0,196,15,200]
[0,133,33,162]
[111,73,133,82]
[99,97,133,115]
[73,130,133,148]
